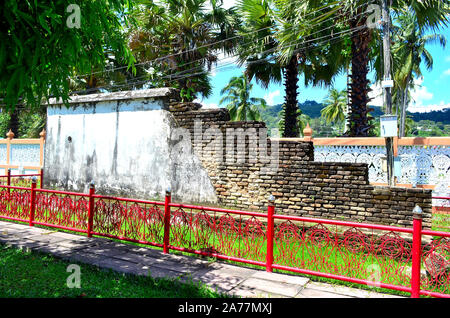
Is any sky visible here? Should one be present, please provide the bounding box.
[196,3,450,114]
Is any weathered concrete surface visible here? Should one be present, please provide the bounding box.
[47,88,180,105]
[0,221,403,298]
[44,89,217,203]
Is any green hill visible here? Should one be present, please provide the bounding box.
[260,100,386,122]
[261,101,449,123]
[259,101,450,137]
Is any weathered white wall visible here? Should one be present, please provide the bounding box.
[44,89,217,203]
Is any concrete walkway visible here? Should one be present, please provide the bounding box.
[0,220,403,298]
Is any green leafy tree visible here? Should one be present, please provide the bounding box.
[237,0,344,137]
[219,75,267,121]
[390,9,445,137]
[275,0,348,137]
[342,0,450,136]
[0,0,135,111]
[128,0,241,101]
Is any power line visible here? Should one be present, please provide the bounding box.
[76,24,367,94]
[71,1,372,81]
[74,25,365,94]
[70,16,370,96]
[77,24,367,94]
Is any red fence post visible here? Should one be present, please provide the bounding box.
[29,177,37,226]
[266,194,275,272]
[411,205,423,298]
[87,181,95,238]
[163,188,172,254]
[7,169,11,186]
[39,169,44,189]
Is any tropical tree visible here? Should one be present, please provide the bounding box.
[237,0,346,137]
[340,0,450,136]
[277,107,310,137]
[236,0,284,119]
[390,9,446,137]
[275,0,348,137]
[321,88,347,134]
[219,75,267,121]
[128,0,241,101]
[339,1,376,137]
[0,0,135,111]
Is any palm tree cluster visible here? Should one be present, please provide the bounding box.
[66,0,449,138]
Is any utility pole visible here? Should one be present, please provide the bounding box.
[381,0,395,187]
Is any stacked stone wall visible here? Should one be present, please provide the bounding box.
[169,102,432,229]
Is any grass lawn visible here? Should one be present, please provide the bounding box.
[432,212,450,232]
[0,244,227,298]
[1,199,449,298]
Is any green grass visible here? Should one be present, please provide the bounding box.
[432,213,450,232]
[3,178,41,188]
[91,221,416,297]
[0,243,227,298]
[2,203,449,298]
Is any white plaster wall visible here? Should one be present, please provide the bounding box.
[45,96,217,203]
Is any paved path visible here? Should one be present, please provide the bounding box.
[0,220,403,298]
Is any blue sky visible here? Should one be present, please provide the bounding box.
[198,21,450,114]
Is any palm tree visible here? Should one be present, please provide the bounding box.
[341,0,450,136]
[219,75,267,121]
[128,0,241,101]
[390,9,446,136]
[236,0,284,122]
[277,0,351,136]
[342,1,376,137]
[277,107,310,137]
[237,0,345,137]
[321,88,347,135]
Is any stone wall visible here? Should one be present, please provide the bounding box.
[44,89,217,203]
[169,101,433,229]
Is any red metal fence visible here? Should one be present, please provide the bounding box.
[0,176,449,298]
[0,169,43,188]
[432,196,450,232]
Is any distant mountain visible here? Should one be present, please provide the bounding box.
[408,108,450,124]
[261,100,450,124]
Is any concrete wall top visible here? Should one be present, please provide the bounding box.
[46,88,179,107]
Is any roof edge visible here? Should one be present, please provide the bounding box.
[46,88,180,105]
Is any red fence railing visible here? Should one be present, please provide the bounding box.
[432,196,450,231]
[0,169,43,188]
[0,178,449,298]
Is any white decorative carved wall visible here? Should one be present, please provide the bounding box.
[0,143,41,174]
[315,145,450,207]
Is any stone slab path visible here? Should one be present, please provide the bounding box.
[0,221,403,298]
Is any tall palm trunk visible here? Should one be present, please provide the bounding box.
[8,107,20,138]
[399,75,410,137]
[283,55,299,137]
[347,16,373,137]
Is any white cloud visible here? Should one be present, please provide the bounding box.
[409,77,433,108]
[407,78,450,112]
[369,82,383,107]
[202,102,219,109]
[264,90,281,105]
[408,102,450,113]
[194,98,219,109]
[442,69,450,77]
[369,78,450,113]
